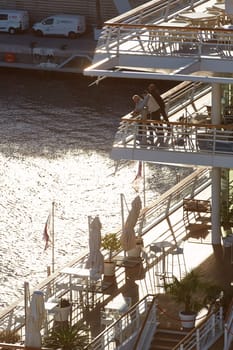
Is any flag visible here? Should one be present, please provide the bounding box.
[132,161,143,192]
[43,214,51,251]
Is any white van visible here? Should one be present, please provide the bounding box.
[0,9,29,34]
[32,14,86,39]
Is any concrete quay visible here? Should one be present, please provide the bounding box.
[0,31,97,73]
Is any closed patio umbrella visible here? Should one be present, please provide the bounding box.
[86,216,104,276]
[25,290,45,349]
[121,195,142,251]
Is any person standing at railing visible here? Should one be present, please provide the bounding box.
[147,83,170,144]
[147,83,168,122]
[132,93,164,145]
[131,94,148,144]
[142,91,165,145]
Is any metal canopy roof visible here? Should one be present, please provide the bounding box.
[84,0,233,84]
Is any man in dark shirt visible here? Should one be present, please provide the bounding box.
[147,83,168,121]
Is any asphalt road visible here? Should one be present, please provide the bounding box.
[0,30,97,53]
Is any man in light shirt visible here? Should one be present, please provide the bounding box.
[131,94,148,144]
[143,92,164,145]
[132,93,164,145]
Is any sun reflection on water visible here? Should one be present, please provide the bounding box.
[0,72,190,307]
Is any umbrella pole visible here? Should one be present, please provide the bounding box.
[88,216,91,237]
[120,193,125,235]
[24,281,30,344]
[143,161,146,208]
[52,201,55,273]
[24,281,30,324]
[120,193,126,257]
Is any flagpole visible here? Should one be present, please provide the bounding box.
[52,201,55,273]
[120,193,125,235]
[120,193,127,257]
[143,162,146,208]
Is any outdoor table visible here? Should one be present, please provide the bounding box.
[190,115,211,124]
[61,267,93,301]
[178,12,218,26]
[212,3,225,12]
[150,241,174,276]
[45,301,58,312]
[158,21,189,27]
[113,255,142,267]
[105,293,130,316]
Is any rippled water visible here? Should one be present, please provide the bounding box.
[0,70,191,308]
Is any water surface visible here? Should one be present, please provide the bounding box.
[0,70,191,307]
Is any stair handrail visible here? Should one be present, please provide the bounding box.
[132,296,158,350]
[172,306,224,350]
[84,294,155,349]
[224,297,233,350]
[102,0,205,26]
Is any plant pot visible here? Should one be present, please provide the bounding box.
[127,246,141,257]
[127,238,143,257]
[104,261,115,276]
[54,305,71,322]
[179,311,196,329]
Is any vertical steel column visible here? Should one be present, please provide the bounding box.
[211,83,222,245]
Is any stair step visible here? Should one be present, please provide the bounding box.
[156,334,184,342]
[150,329,188,350]
[158,328,188,335]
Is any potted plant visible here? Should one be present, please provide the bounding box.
[0,330,20,349]
[101,233,121,276]
[43,322,89,349]
[54,298,71,323]
[165,270,221,329]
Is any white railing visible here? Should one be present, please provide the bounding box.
[105,0,200,25]
[132,297,158,350]
[113,118,233,156]
[84,295,157,350]
[137,168,210,236]
[97,24,233,61]
[85,298,223,350]
[162,81,211,118]
[224,299,233,350]
[173,308,224,350]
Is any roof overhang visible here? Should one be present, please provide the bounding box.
[84,56,233,84]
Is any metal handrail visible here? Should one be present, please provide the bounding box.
[85,297,223,350]
[162,81,211,117]
[104,0,204,25]
[97,24,233,59]
[173,307,224,350]
[84,294,156,350]
[113,118,233,158]
[224,297,233,350]
[132,296,157,350]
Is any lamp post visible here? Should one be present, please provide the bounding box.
[94,0,102,40]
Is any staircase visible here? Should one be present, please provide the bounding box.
[149,328,188,350]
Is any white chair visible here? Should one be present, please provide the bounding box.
[124,296,132,308]
[56,282,69,291]
[100,310,115,327]
[168,244,187,279]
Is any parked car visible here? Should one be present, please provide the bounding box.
[0,9,29,34]
[32,14,86,39]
